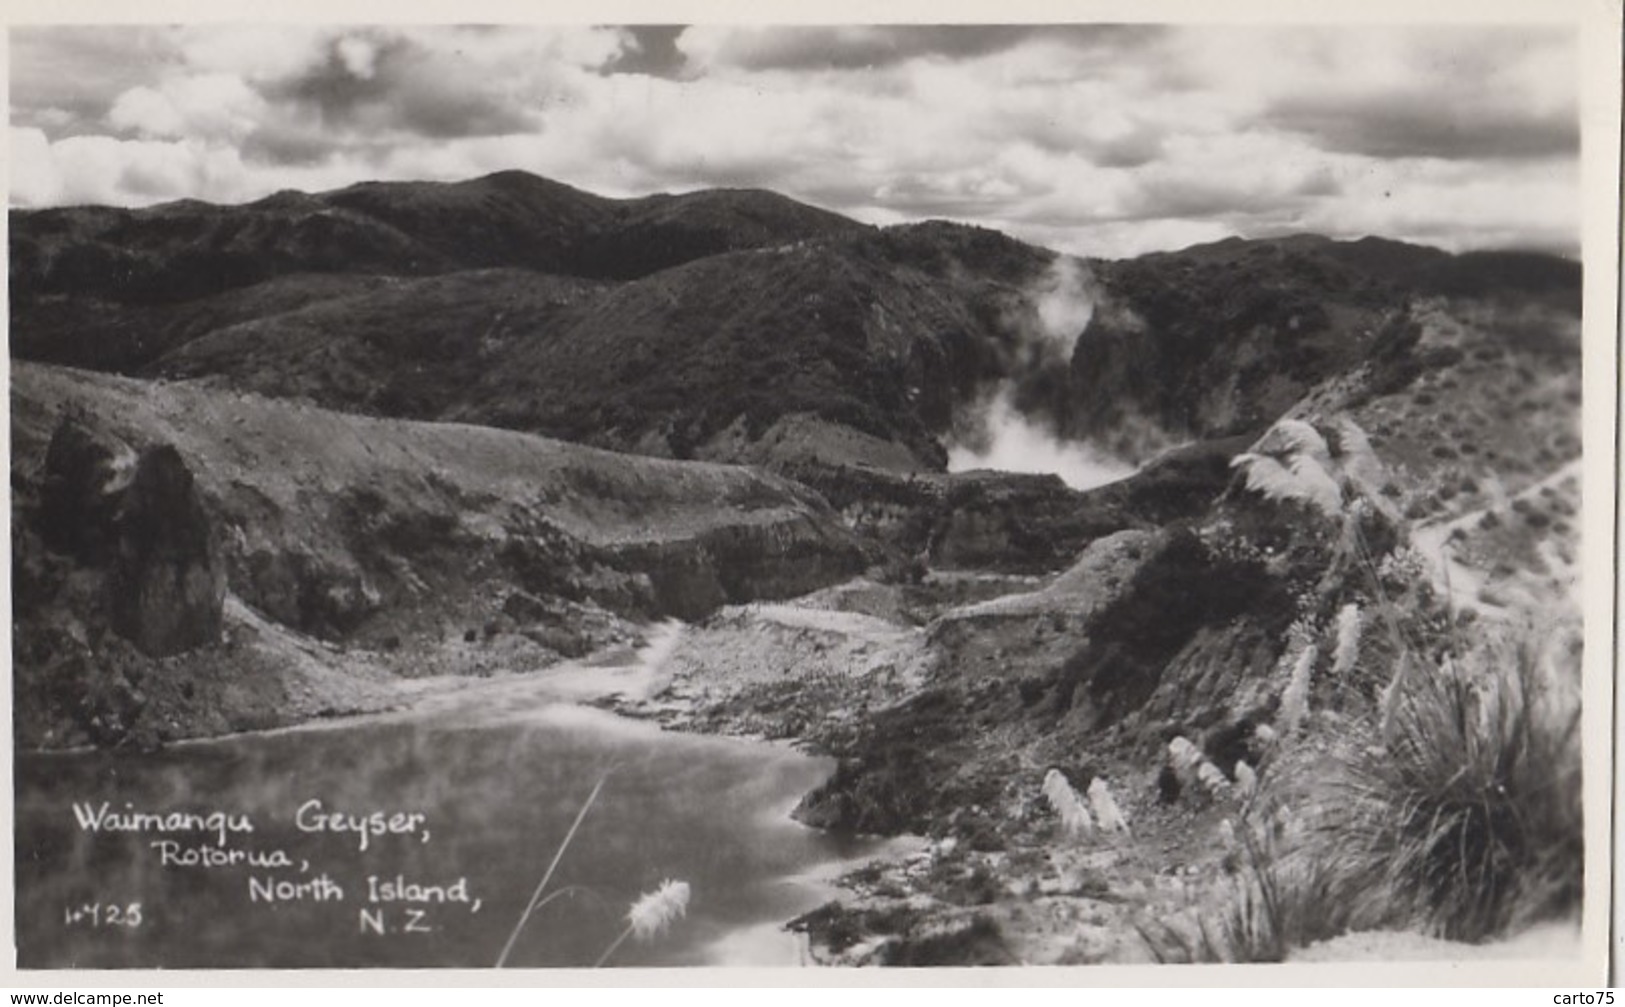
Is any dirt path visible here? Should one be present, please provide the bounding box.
[1410,459,1582,618]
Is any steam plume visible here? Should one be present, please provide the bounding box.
[947,389,1132,490]
[1032,256,1096,356]
[946,256,1132,491]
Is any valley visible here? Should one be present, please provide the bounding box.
[9,169,1587,968]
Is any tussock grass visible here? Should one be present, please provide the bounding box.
[1136,784,1356,964]
[1138,623,1580,963]
[1325,629,1582,942]
[1139,415,1581,963]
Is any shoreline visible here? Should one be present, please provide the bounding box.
[17,570,1585,969]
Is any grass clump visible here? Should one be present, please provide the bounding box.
[1136,786,1356,964]
[1138,621,1581,963]
[1327,628,1582,942]
[1138,415,1581,962]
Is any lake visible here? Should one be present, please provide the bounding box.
[13,675,896,969]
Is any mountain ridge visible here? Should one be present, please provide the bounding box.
[9,168,869,304]
[11,171,1582,478]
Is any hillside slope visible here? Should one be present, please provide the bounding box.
[1071,235,1581,455]
[453,223,1056,470]
[11,363,878,748]
[10,173,1581,481]
[46,217,1062,472]
[150,269,611,419]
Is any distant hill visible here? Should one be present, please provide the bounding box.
[9,169,866,304]
[576,187,869,279]
[1069,233,1581,451]
[150,269,612,420]
[11,273,399,372]
[9,172,1583,475]
[19,211,1060,472]
[450,222,1058,470]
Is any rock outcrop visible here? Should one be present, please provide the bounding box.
[106,445,226,657]
[39,411,136,564]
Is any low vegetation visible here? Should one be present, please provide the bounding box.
[1139,412,1582,960]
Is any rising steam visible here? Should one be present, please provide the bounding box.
[1032,256,1096,357]
[946,257,1134,491]
[946,389,1132,490]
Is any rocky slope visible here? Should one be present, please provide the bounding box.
[11,362,878,748]
[600,277,1584,964]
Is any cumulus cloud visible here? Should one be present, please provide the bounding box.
[1163,25,1579,163]
[7,23,1581,255]
[9,27,181,135]
[110,74,266,142]
[11,130,251,207]
[9,127,61,206]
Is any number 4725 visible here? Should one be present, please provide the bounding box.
[64,902,143,927]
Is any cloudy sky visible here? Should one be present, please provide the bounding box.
[9,23,1580,258]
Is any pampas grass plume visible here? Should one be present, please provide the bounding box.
[1042,768,1094,837]
[1197,761,1231,797]
[1259,418,1331,463]
[1231,418,1346,518]
[628,879,690,941]
[1378,650,1411,746]
[1088,777,1130,835]
[1234,760,1258,802]
[1332,603,1363,677]
[1278,644,1318,735]
[595,879,693,967]
[1168,736,1203,784]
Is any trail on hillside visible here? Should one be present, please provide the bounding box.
[1411,459,1582,617]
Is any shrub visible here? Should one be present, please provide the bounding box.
[1325,628,1582,941]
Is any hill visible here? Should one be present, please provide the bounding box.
[149,269,611,420]
[23,216,1057,472]
[8,169,865,307]
[1068,234,1580,455]
[10,362,878,747]
[451,222,1057,469]
[10,173,1582,478]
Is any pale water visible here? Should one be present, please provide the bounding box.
[14,684,893,969]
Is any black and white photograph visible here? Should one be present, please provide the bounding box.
[4,8,1616,979]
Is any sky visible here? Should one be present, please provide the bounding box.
[8,23,1581,259]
